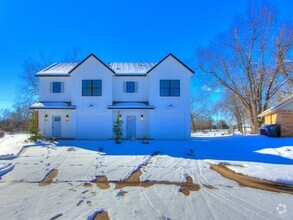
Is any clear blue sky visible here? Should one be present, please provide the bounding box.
[0,0,292,109]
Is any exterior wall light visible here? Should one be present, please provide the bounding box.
[140,114,144,121]
[118,114,122,121]
[66,115,70,121]
[44,114,48,121]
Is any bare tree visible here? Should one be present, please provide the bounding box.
[197,2,293,133]
[191,85,217,132]
[17,58,49,105]
[17,48,82,106]
[218,90,246,133]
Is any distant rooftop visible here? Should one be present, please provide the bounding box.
[36,62,157,76]
[258,94,293,117]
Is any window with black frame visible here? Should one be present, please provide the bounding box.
[160,80,180,96]
[82,80,102,96]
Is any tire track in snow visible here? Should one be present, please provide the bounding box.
[142,189,162,217]
[196,160,270,219]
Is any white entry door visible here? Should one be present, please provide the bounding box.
[52,116,61,138]
[126,116,136,138]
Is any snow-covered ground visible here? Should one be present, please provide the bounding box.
[0,133,29,159]
[255,146,293,160]
[0,134,292,219]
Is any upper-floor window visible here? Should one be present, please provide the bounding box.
[126,81,135,93]
[160,80,180,97]
[82,80,102,96]
[50,82,64,93]
[124,81,137,93]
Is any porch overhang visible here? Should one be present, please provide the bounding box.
[30,102,76,110]
[108,102,155,110]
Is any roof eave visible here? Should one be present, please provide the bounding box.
[30,107,76,110]
[35,74,70,77]
[258,110,276,117]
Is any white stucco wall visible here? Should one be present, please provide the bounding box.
[70,56,113,111]
[69,56,113,139]
[112,110,150,139]
[38,110,75,139]
[39,77,71,102]
[148,56,192,139]
[112,76,149,102]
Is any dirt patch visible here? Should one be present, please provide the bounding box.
[203,184,218,190]
[104,174,200,195]
[210,164,293,195]
[94,153,200,195]
[39,169,58,186]
[94,211,110,220]
[95,176,110,189]
[125,169,142,182]
[84,182,92,187]
[180,188,190,196]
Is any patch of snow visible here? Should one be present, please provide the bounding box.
[0,162,15,177]
[208,160,293,185]
[0,134,29,157]
[0,134,293,219]
[255,146,293,160]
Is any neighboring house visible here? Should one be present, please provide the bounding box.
[30,53,194,140]
[258,95,293,137]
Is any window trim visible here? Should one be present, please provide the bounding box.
[82,80,102,96]
[160,80,180,97]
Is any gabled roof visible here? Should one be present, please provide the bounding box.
[35,53,194,77]
[258,95,293,117]
[146,53,194,74]
[68,53,115,74]
[35,63,78,76]
[108,62,156,75]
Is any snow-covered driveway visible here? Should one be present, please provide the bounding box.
[0,134,292,219]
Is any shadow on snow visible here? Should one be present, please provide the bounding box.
[56,135,293,165]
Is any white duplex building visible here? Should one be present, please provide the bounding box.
[30,53,193,140]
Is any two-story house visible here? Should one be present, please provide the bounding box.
[30,53,193,140]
